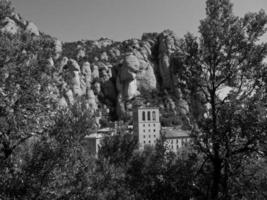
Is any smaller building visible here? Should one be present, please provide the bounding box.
[162,127,191,153]
[82,133,106,156]
[83,127,115,156]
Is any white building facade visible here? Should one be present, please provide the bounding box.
[162,127,191,153]
[133,107,161,149]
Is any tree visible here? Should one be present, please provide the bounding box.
[0,31,57,161]
[90,133,138,200]
[0,102,96,200]
[175,0,267,199]
[98,133,138,167]
[93,135,197,200]
[126,141,197,200]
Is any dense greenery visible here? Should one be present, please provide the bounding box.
[0,0,267,199]
[174,0,267,199]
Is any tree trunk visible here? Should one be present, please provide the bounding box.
[210,87,222,200]
[211,154,222,200]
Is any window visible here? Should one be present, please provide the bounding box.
[149,135,150,138]
[153,124,156,127]
[153,129,156,132]
[144,141,146,144]
[143,135,146,138]
[182,139,185,146]
[148,129,150,132]
[152,111,156,121]
[143,124,145,127]
[149,140,151,143]
[147,111,151,121]
[142,111,146,121]
[148,124,150,127]
[154,135,156,138]
[143,130,145,133]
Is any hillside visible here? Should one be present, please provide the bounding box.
[0,2,201,128]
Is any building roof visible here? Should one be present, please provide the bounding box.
[84,133,109,139]
[97,127,114,133]
[137,107,159,110]
[162,127,190,139]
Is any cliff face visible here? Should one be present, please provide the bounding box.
[0,8,193,127]
[60,31,191,124]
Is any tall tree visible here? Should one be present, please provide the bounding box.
[175,0,267,199]
[0,30,57,160]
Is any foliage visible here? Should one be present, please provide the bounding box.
[93,137,198,200]
[98,133,138,167]
[126,144,197,200]
[175,0,267,199]
[0,0,14,21]
[0,103,95,200]
[0,32,57,161]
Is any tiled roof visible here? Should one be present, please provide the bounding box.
[137,107,159,110]
[162,127,190,139]
[85,133,107,139]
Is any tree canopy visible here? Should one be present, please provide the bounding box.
[174,0,267,199]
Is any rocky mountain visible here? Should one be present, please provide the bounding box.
[0,3,197,128]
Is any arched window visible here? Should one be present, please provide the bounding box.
[147,111,151,121]
[152,111,156,121]
[142,111,146,121]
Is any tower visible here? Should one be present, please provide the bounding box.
[133,107,161,149]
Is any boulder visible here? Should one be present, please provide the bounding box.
[54,40,62,59]
[100,52,109,61]
[137,61,157,91]
[68,59,80,71]
[91,64,99,80]
[123,54,140,72]
[1,17,19,34]
[25,21,40,36]
[85,89,98,112]
[158,30,178,89]
[65,89,74,105]
[58,97,68,108]
[119,66,136,82]
[116,76,139,100]
[46,57,54,68]
[159,54,171,88]
[109,48,120,58]
[82,62,92,87]
[93,82,101,95]
[59,57,68,72]
[124,79,139,100]
[77,48,85,59]
[72,71,82,96]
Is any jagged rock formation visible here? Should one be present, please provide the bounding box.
[0,7,193,126]
[158,30,179,89]
[59,30,191,123]
[0,13,40,36]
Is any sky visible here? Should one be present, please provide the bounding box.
[12,0,267,42]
